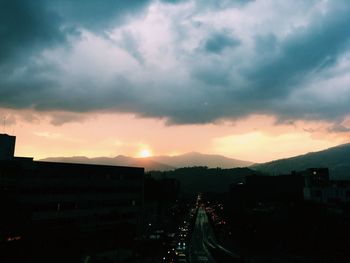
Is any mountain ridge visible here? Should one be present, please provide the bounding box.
[252,142,350,179]
[40,152,253,171]
[40,143,350,177]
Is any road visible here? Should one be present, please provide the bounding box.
[189,207,243,263]
[189,207,216,263]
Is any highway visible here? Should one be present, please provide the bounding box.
[189,207,242,263]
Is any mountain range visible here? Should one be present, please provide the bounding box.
[252,143,350,179]
[41,152,253,171]
[41,143,350,179]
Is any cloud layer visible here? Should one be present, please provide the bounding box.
[1,0,350,125]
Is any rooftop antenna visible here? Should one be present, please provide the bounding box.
[3,116,5,132]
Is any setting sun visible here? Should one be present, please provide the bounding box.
[138,149,152,158]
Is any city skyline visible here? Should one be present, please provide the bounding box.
[1,0,350,162]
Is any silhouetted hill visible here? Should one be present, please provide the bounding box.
[252,143,350,179]
[41,152,253,171]
[152,152,253,168]
[148,167,260,193]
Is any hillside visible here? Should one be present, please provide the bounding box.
[253,143,350,179]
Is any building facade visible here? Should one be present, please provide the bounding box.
[0,134,144,261]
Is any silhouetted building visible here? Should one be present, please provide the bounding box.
[301,168,330,187]
[301,168,350,203]
[0,134,16,160]
[302,168,328,202]
[144,177,180,228]
[247,174,304,203]
[158,178,181,201]
[0,134,144,261]
[230,174,304,209]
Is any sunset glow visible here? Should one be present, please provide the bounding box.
[0,0,350,163]
[138,149,152,158]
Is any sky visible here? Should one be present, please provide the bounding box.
[1,0,350,163]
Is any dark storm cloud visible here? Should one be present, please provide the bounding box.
[242,6,350,101]
[1,0,350,126]
[0,0,65,66]
[0,0,150,66]
[0,0,151,112]
[50,0,150,31]
[184,1,350,124]
[0,61,57,109]
[204,32,240,54]
[49,112,89,126]
[161,0,189,4]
